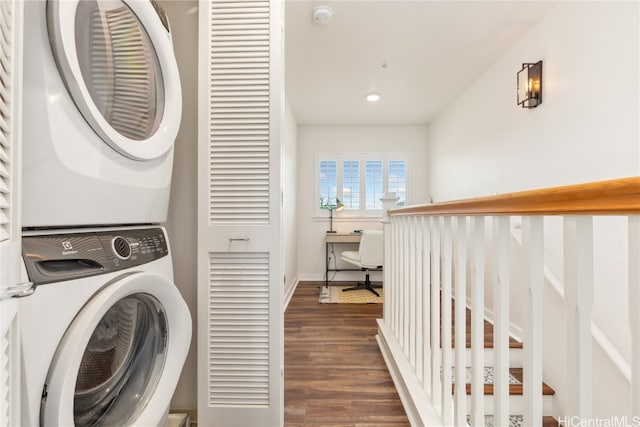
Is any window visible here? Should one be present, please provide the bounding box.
[318,160,337,207]
[342,160,360,209]
[365,160,383,209]
[316,153,408,217]
[388,160,407,207]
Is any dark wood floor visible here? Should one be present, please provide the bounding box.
[284,282,559,427]
[284,282,409,426]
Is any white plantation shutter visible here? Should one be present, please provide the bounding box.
[0,1,24,426]
[198,1,283,426]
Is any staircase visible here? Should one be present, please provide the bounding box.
[375,179,640,426]
[446,304,559,426]
[376,295,561,426]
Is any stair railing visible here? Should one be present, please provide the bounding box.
[376,176,640,426]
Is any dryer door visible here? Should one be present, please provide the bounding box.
[46,0,182,161]
[41,273,191,427]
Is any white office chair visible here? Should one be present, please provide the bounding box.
[340,230,383,296]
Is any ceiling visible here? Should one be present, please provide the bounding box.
[285,0,557,126]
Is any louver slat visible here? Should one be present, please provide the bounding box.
[0,0,12,244]
[1,316,17,425]
[208,252,270,406]
[0,1,18,423]
[209,0,270,225]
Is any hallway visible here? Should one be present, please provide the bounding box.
[284,282,409,426]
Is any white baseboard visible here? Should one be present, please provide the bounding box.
[297,273,324,281]
[376,320,443,427]
[284,276,300,311]
[298,271,383,283]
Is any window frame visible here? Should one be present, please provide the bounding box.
[315,152,409,218]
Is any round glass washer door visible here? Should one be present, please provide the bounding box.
[47,0,182,161]
[41,273,191,427]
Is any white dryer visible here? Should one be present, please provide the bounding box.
[22,0,182,228]
[19,226,191,426]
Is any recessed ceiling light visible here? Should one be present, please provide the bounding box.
[366,93,381,102]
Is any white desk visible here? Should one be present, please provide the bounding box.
[325,232,362,286]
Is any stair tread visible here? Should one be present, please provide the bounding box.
[466,415,560,427]
[443,306,524,348]
[440,296,558,422]
[444,367,556,395]
[507,368,555,395]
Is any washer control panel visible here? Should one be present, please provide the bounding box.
[22,227,169,285]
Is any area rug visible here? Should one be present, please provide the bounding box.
[319,285,383,304]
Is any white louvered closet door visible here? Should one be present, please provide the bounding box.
[197,1,284,426]
[0,1,24,426]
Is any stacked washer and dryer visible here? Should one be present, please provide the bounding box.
[19,0,191,426]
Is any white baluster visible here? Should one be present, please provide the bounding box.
[415,217,424,383]
[392,219,399,338]
[398,218,406,350]
[398,217,409,346]
[470,216,485,427]
[403,216,411,356]
[564,216,593,419]
[630,215,640,416]
[396,218,402,341]
[454,216,468,426]
[409,217,417,368]
[431,216,442,410]
[493,216,510,427]
[523,216,543,427]
[384,220,392,325]
[423,217,433,396]
[441,217,454,424]
[393,218,402,342]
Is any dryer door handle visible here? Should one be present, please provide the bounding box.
[0,282,35,300]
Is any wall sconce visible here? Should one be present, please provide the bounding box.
[321,198,344,233]
[517,61,543,108]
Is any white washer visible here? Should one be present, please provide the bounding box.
[19,226,191,427]
[22,0,182,228]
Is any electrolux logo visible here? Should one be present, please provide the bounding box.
[61,241,78,256]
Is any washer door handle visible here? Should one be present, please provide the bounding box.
[0,282,35,300]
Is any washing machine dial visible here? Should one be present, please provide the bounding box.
[112,236,132,260]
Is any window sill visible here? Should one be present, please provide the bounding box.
[312,216,383,222]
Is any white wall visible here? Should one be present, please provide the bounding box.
[161,0,198,413]
[428,1,639,200]
[297,126,430,280]
[427,1,639,419]
[283,98,299,304]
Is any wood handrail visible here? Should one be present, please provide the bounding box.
[389,176,640,217]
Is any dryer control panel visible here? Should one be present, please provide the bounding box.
[22,227,169,285]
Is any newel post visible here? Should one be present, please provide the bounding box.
[630,215,640,416]
[381,193,399,325]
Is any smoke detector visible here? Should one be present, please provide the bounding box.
[313,5,333,25]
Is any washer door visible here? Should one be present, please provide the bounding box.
[41,273,191,427]
[46,0,182,161]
